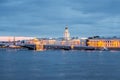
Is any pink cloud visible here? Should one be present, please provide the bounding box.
[0,36,34,41]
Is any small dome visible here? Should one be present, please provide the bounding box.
[65,27,68,29]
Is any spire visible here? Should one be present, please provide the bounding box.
[64,25,70,40]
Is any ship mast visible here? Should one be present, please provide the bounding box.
[13,36,16,45]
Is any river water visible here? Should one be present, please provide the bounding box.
[0,49,120,80]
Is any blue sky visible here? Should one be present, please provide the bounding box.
[0,0,120,37]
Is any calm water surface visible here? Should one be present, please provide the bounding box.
[0,49,120,80]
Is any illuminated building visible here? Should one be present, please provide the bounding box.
[60,39,80,46]
[87,38,120,48]
[64,26,70,40]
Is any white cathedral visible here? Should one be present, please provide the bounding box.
[64,26,70,40]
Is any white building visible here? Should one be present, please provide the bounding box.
[64,26,70,40]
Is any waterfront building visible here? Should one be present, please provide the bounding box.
[60,39,80,46]
[87,38,120,48]
[64,26,70,40]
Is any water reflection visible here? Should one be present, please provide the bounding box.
[0,50,120,80]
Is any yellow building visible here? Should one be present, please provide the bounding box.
[60,39,80,46]
[87,39,120,48]
[48,39,56,45]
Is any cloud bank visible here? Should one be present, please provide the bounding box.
[0,0,120,37]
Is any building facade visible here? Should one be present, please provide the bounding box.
[87,38,120,48]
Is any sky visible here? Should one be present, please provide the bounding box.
[0,0,120,38]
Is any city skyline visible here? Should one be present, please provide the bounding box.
[0,0,120,37]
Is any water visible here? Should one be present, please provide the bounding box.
[0,49,120,80]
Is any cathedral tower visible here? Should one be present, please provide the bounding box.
[64,26,70,40]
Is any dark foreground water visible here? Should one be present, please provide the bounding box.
[0,49,120,80]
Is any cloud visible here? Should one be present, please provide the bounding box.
[69,0,120,15]
[0,0,120,37]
